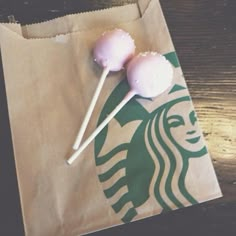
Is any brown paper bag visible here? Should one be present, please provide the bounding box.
[0,0,222,235]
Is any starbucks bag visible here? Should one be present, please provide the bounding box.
[0,0,222,235]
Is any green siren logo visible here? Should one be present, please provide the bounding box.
[94,52,207,223]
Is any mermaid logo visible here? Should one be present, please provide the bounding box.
[94,52,207,223]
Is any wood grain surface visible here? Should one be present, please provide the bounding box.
[0,0,235,235]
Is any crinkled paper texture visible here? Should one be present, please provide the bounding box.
[0,0,222,235]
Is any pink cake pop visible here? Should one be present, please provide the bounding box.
[68,52,173,164]
[127,52,173,97]
[72,29,135,150]
[93,28,135,71]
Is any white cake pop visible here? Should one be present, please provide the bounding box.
[68,51,173,164]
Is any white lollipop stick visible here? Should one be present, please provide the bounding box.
[73,67,109,150]
[67,90,136,165]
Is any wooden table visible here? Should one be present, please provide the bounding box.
[0,0,235,235]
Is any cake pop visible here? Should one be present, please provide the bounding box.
[93,28,136,71]
[72,29,135,150]
[127,52,173,97]
[68,52,173,164]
